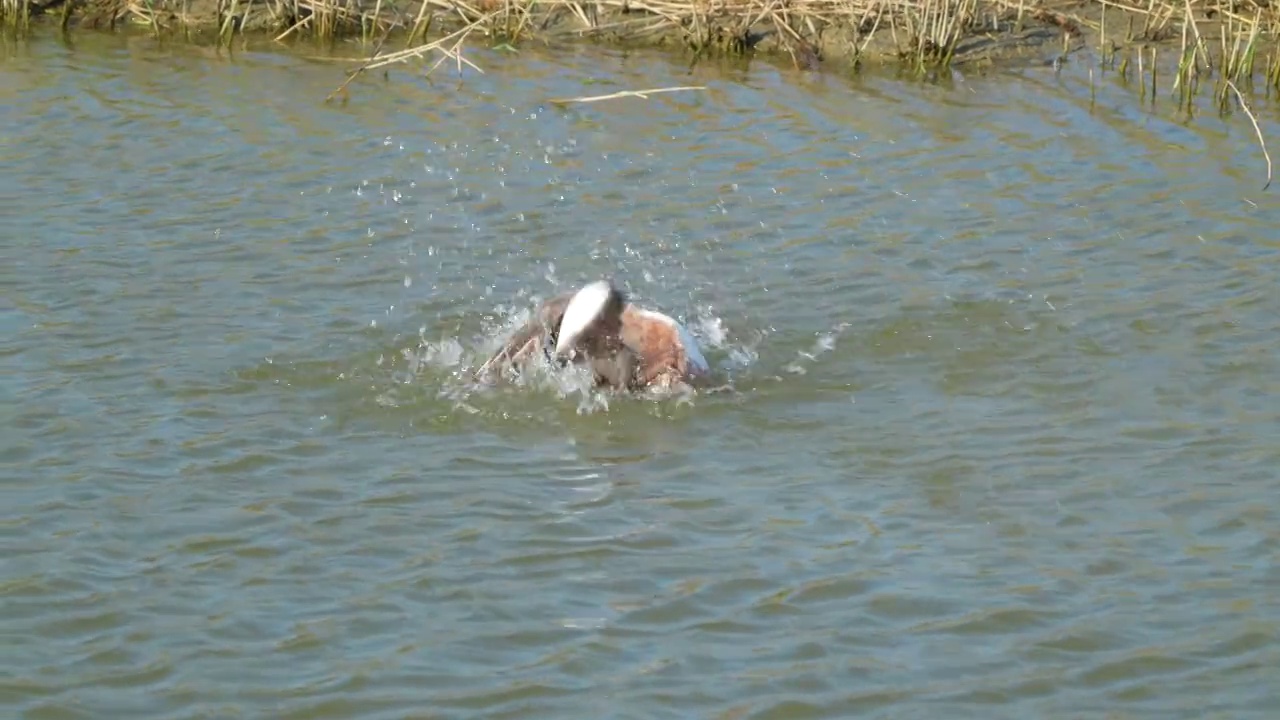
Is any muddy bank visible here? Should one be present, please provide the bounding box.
[9,0,1280,85]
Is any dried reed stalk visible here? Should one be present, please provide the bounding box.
[359,14,492,73]
[548,85,707,103]
[1224,79,1273,191]
[325,23,393,102]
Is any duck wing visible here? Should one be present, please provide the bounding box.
[618,307,698,386]
[475,291,575,378]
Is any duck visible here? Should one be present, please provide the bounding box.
[475,279,710,391]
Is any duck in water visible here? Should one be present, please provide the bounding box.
[476,279,710,392]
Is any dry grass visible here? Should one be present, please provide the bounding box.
[1225,77,1273,189]
[548,84,707,103]
[1080,0,1279,157]
[6,0,1280,92]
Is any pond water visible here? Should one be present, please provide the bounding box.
[3,29,1279,719]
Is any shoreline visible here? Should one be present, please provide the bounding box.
[6,1,1280,96]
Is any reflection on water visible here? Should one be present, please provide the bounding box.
[3,31,1280,719]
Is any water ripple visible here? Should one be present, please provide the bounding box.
[3,30,1280,720]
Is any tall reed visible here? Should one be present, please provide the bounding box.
[10,0,1280,94]
[2,0,32,32]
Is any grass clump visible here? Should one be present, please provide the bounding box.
[5,0,1280,94]
[2,0,33,32]
[1082,0,1280,127]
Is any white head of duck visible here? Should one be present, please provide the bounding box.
[477,279,710,392]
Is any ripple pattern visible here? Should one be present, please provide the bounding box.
[3,31,1279,720]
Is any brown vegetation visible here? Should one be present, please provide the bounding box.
[4,0,1280,99]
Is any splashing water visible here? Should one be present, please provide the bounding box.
[783,322,851,376]
[377,289,763,418]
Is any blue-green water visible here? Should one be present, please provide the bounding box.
[3,30,1279,719]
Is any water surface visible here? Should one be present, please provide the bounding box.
[3,31,1280,719]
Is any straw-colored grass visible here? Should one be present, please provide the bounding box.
[548,84,707,103]
[6,0,1280,92]
[1225,78,1273,190]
